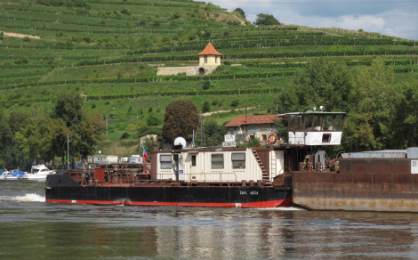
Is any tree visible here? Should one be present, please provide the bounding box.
[253,13,280,26]
[147,115,160,126]
[51,90,105,156]
[204,119,226,146]
[202,80,211,90]
[202,101,210,113]
[0,110,31,169]
[390,79,418,147]
[274,57,354,113]
[162,100,199,143]
[233,8,246,19]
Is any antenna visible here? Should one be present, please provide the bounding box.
[201,112,203,148]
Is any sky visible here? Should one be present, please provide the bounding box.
[209,0,418,40]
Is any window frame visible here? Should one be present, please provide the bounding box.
[211,154,224,169]
[231,153,246,169]
[191,155,196,167]
[160,155,172,169]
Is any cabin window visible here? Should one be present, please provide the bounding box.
[322,134,331,142]
[313,115,323,131]
[295,115,303,130]
[334,115,344,131]
[215,56,218,63]
[289,115,295,131]
[262,134,267,141]
[323,115,334,131]
[304,114,314,130]
[191,155,196,166]
[232,153,245,169]
[211,154,224,169]
[160,155,172,169]
[204,56,208,63]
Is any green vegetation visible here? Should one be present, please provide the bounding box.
[275,57,418,153]
[0,0,417,166]
[162,100,199,143]
[253,13,281,26]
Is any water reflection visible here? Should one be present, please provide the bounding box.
[1,181,418,259]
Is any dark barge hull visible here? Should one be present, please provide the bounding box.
[292,158,418,212]
[46,175,293,208]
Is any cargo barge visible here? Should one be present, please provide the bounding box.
[292,149,418,212]
[276,110,418,212]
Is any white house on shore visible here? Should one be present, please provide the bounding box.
[224,115,278,145]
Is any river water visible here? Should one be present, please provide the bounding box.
[1,180,418,259]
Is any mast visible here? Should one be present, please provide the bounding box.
[67,134,69,170]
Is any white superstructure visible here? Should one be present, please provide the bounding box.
[280,111,346,146]
[155,148,284,183]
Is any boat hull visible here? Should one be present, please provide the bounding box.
[292,158,418,212]
[45,175,293,208]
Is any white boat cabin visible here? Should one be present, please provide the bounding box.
[279,111,346,146]
[153,148,285,183]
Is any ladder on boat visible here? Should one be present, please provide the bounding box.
[252,149,270,183]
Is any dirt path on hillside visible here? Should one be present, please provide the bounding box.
[203,106,256,116]
[1,31,40,39]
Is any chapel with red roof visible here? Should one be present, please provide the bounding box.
[198,42,222,66]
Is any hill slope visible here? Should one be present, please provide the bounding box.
[1,0,418,156]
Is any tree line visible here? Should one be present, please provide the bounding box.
[0,90,104,170]
[275,56,418,153]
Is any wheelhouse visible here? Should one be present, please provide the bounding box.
[279,111,347,146]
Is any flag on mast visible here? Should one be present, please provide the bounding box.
[142,147,148,163]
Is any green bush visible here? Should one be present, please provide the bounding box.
[121,9,131,15]
[120,132,130,139]
[231,99,239,107]
[202,101,210,113]
[202,80,211,90]
[171,11,181,19]
[147,115,160,126]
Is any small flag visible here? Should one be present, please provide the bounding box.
[142,147,148,163]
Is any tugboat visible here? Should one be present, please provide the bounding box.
[45,109,346,208]
[45,143,293,208]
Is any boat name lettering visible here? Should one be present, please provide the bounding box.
[250,191,258,195]
[240,191,247,195]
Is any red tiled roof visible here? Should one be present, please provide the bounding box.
[198,43,222,56]
[224,115,278,127]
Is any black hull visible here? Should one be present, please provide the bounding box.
[45,175,293,208]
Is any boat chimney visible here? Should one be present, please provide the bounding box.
[150,141,158,179]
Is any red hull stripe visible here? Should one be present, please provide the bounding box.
[46,196,293,208]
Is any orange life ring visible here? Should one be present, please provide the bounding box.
[144,170,150,174]
[268,133,277,144]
